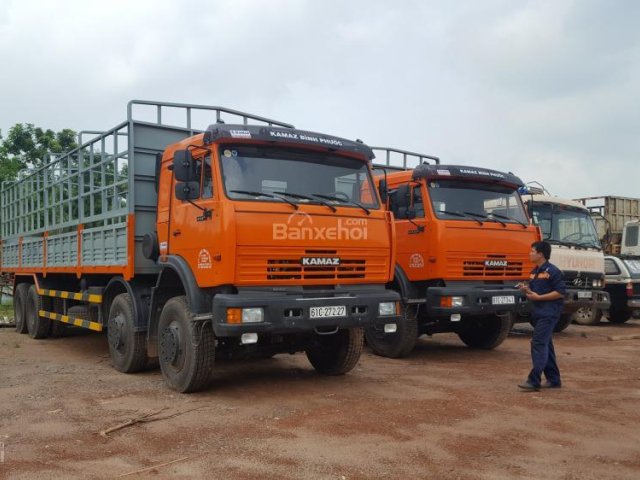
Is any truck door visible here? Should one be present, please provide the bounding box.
[391,182,428,278]
[168,153,220,285]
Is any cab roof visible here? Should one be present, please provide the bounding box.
[202,124,374,160]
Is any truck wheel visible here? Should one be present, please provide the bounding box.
[554,314,573,332]
[14,283,31,334]
[306,327,363,375]
[108,293,148,373]
[571,307,601,326]
[158,296,215,393]
[607,309,631,324]
[25,285,51,339]
[364,304,418,358]
[457,314,511,349]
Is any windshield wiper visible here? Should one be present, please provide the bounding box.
[489,212,528,228]
[465,211,507,227]
[462,211,487,225]
[439,210,483,225]
[312,193,370,215]
[273,191,337,212]
[229,190,299,210]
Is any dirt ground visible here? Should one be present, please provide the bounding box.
[1,318,640,480]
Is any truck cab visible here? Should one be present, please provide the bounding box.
[524,193,610,329]
[151,121,402,390]
[621,220,640,256]
[366,149,539,358]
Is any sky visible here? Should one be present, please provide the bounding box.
[0,0,638,198]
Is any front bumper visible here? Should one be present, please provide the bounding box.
[425,286,528,319]
[211,286,401,337]
[562,288,610,314]
[626,298,640,309]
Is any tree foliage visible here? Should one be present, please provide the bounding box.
[0,124,77,183]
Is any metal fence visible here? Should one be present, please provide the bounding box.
[1,100,293,274]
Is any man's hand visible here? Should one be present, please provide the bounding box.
[525,290,541,301]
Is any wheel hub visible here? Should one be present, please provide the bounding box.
[108,314,126,351]
[160,324,182,366]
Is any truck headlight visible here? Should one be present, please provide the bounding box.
[440,296,465,307]
[592,279,602,288]
[378,302,397,316]
[242,307,264,323]
[227,307,264,323]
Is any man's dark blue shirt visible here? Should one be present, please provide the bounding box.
[529,261,566,317]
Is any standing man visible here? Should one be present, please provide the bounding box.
[517,241,566,391]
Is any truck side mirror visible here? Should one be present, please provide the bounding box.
[175,181,200,201]
[173,150,198,182]
[378,179,388,203]
[393,184,411,209]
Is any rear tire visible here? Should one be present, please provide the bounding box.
[607,309,631,324]
[14,283,30,334]
[107,293,148,373]
[158,296,216,393]
[25,285,50,339]
[457,314,511,349]
[306,327,363,375]
[554,314,573,332]
[365,304,417,358]
[571,307,601,326]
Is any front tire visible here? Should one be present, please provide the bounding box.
[306,327,363,375]
[457,314,511,349]
[25,285,50,339]
[14,283,30,334]
[571,307,601,326]
[107,293,148,373]
[365,304,417,358]
[158,296,215,393]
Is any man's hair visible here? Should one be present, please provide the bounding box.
[531,241,551,260]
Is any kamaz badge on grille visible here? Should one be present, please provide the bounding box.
[301,257,341,266]
[485,259,508,267]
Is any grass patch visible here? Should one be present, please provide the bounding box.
[0,303,14,318]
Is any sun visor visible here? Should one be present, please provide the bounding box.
[412,164,524,188]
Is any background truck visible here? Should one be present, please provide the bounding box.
[1,100,401,392]
[575,196,640,254]
[365,148,539,358]
[523,188,610,329]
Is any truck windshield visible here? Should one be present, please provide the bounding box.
[427,180,527,225]
[530,203,601,249]
[219,146,378,208]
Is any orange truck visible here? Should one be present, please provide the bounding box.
[365,148,540,357]
[1,100,401,392]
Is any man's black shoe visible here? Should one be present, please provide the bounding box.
[541,382,561,389]
[518,381,540,391]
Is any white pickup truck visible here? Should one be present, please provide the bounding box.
[603,255,640,323]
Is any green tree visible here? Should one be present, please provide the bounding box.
[0,123,77,183]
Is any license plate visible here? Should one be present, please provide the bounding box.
[492,295,515,305]
[310,306,346,319]
[577,291,593,299]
